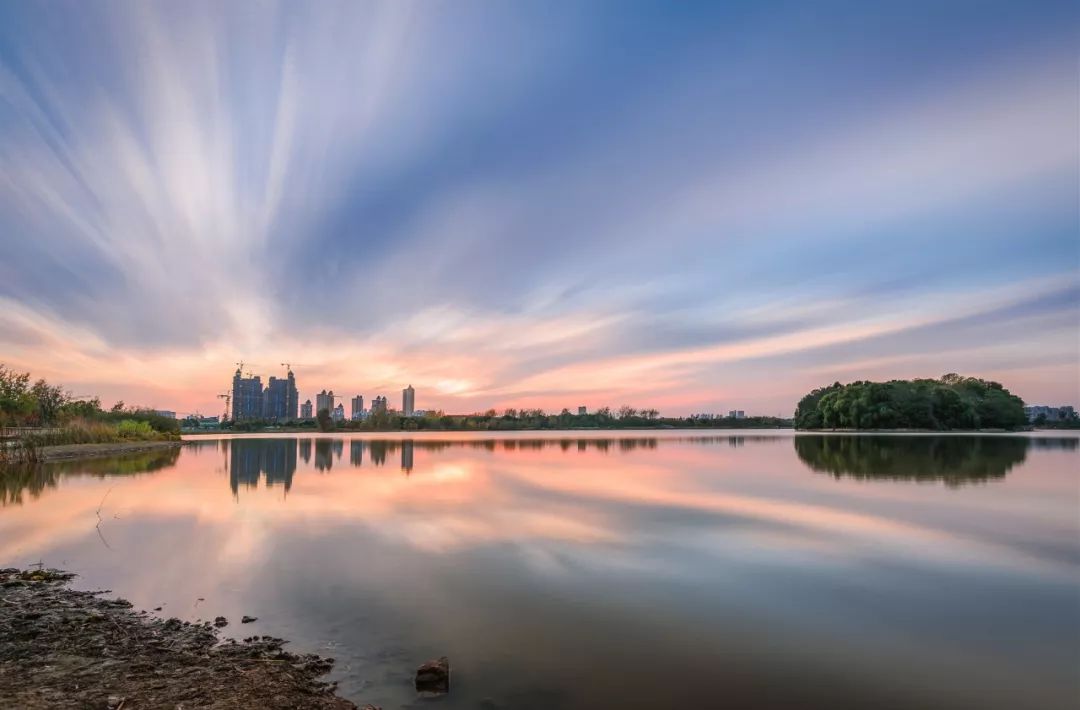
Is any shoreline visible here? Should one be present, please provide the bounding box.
[0,568,364,709]
[32,440,188,462]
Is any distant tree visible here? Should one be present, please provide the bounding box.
[61,397,102,420]
[316,408,333,432]
[0,364,35,426]
[111,401,126,413]
[31,379,69,425]
[617,406,637,419]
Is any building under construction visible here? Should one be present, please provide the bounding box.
[231,366,299,421]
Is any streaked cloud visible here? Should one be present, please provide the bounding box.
[0,1,1076,415]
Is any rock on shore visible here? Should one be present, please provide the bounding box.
[415,655,451,694]
[0,568,359,709]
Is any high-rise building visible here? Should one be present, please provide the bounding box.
[578,406,587,416]
[332,403,345,422]
[316,390,335,416]
[402,385,415,416]
[263,376,289,420]
[351,395,364,420]
[300,399,313,419]
[232,369,263,421]
[371,395,387,414]
[286,369,298,419]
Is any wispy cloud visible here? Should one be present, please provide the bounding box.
[0,1,1076,415]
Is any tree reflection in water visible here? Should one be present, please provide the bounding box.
[794,435,1077,486]
[0,448,182,506]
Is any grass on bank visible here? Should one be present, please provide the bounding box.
[1,418,180,464]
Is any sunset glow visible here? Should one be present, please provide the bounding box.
[0,1,1076,416]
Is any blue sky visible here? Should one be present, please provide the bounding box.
[0,0,1076,416]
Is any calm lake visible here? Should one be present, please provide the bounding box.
[2,431,1077,709]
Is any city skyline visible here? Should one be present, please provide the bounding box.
[0,2,1076,417]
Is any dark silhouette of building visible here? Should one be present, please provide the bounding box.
[263,371,298,421]
[402,385,415,416]
[232,369,263,421]
[232,367,297,421]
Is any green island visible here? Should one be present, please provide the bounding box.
[793,373,1029,431]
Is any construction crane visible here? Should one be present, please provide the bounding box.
[235,360,244,374]
[217,393,231,422]
[280,362,292,373]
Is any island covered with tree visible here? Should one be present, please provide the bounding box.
[793,374,1027,431]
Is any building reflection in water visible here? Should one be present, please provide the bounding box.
[312,439,344,472]
[215,434,1079,498]
[228,439,297,494]
[370,440,387,467]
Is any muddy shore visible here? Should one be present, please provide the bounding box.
[33,440,188,462]
[0,568,365,709]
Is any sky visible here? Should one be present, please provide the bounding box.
[0,0,1077,417]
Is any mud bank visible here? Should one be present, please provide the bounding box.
[34,440,188,462]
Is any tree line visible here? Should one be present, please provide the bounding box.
[793,374,1027,430]
[0,364,179,434]
[225,406,791,432]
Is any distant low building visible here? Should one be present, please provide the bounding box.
[1025,405,1078,422]
[154,410,176,419]
[728,410,745,419]
[182,415,220,430]
[578,406,587,415]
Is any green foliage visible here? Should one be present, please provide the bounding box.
[97,407,181,435]
[0,365,36,426]
[0,365,183,436]
[316,408,333,432]
[793,374,1027,430]
[116,419,155,437]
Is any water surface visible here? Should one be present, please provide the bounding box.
[2,431,1077,709]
